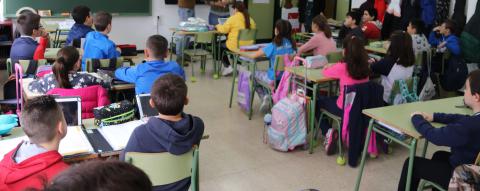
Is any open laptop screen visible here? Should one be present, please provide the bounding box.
[54,97,82,126]
[136,94,158,118]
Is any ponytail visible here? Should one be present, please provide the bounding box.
[232,2,251,29]
[312,15,332,38]
[343,34,370,80]
[52,46,79,89]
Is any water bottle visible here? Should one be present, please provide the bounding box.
[263,114,272,144]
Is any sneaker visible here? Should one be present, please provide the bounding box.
[222,66,233,76]
[324,128,338,155]
[259,95,271,114]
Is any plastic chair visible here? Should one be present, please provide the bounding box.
[53,29,69,48]
[326,51,343,63]
[85,58,124,73]
[182,32,215,82]
[125,146,199,191]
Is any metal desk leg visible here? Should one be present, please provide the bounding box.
[405,138,418,191]
[354,119,375,191]
[308,83,318,153]
[421,140,429,157]
[248,61,257,120]
[229,54,239,108]
[170,32,176,62]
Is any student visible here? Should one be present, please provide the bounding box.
[115,35,185,94]
[38,160,152,191]
[82,11,121,71]
[246,19,296,112]
[10,12,48,68]
[121,74,204,191]
[66,5,94,46]
[342,10,365,44]
[361,8,382,40]
[371,31,415,104]
[428,19,461,56]
[175,0,196,65]
[216,1,257,76]
[397,70,480,191]
[296,14,336,57]
[29,46,109,94]
[0,95,69,191]
[205,0,232,25]
[317,34,370,155]
[407,19,431,55]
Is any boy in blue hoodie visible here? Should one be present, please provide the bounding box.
[66,5,94,46]
[397,70,480,191]
[82,11,120,71]
[115,35,185,94]
[121,74,204,191]
[429,19,461,56]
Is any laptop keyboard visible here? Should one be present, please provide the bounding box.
[83,129,114,153]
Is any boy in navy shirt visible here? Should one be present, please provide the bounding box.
[82,11,120,71]
[66,5,94,46]
[115,35,185,94]
[121,74,204,191]
[397,70,480,190]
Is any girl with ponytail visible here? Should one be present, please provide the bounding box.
[28,46,108,93]
[216,1,257,76]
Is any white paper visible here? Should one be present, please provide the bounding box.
[99,120,146,151]
[376,121,404,135]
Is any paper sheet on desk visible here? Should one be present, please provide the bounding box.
[98,120,146,151]
[376,121,404,135]
[0,126,93,160]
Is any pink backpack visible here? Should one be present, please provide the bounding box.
[271,55,297,104]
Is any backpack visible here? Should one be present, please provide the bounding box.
[272,55,296,104]
[440,56,468,91]
[449,164,480,191]
[419,51,436,101]
[237,69,252,112]
[267,94,307,151]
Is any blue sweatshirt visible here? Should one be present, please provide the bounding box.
[428,32,461,56]
[411,113,480,167]
[121,114,205,191]
[82,31,120,71]
[66,23,94,46]
[114,60,185,94]
[10,37,38,69]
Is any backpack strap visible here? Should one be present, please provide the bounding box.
[399,79,419,103]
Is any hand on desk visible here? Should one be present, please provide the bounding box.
[411,111,433,122]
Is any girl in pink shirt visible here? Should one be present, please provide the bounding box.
[296,15,337,57]
[318,34,370,155]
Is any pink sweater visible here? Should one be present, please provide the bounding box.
[297,32,336,56]
[323,62,369,109]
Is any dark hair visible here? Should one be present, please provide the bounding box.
[364,8,377,20]
[443,19,457,35]
[312,15,332,38]
[146,35,168,59]
[468,70,480,95]
[409,19,425,35]
[17,12,41,36]
[232,2,251,29]
[346,10,362,26]
[387,31,415,67]
[342,34,370,80]
[273,19,296,49]
[21,95,64,144]
[151,74,187,116]
[53,46,80,89]
[94,11,112,32]
[72,6,91,24]
[42,160,152,191]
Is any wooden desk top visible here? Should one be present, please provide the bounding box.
[169,28,221,35]
[45,48,83,60]
[285,66,335,83]
[363,97,472,139]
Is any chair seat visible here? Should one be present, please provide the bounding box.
[184,49,211,56]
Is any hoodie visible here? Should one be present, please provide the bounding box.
[66,23,94,46]
[0,142,68,191]
[121,113,204,191]
[10,37,38,70]
[82,31,120,71]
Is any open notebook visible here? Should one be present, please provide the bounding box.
[0,126,94,160]
[98,120,146,151]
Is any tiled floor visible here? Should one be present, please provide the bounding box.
[179,58,449,191]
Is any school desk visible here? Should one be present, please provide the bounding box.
[364,41,389,55]
[284,66,336,154]
[354,96,472,191]
[44,48,83,60]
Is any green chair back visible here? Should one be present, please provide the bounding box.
[126,147,199,190]
[195,32,215,44]
[326,51,343,63]
[6,58,12,75]
[237,29,257,49]
[85,58,124,73]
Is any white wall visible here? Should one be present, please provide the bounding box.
[351,0,478,21]
[109,0,211,50]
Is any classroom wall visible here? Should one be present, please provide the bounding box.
[351,0,478,22]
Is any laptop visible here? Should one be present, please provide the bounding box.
[218,18,228,25]
[54,96,82,126]
[136,94,158,118]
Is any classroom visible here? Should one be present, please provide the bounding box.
[0,0,480,190]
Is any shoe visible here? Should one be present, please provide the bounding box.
[324,128,338,155]
[222,66,233,76]
[259,95,271,114]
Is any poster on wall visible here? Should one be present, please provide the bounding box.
[282,7,300,33]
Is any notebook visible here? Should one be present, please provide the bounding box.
[136,94,158,118]
[98,120,146,151]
